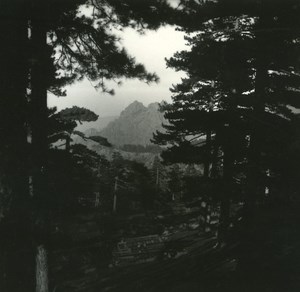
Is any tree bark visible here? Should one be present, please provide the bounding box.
[30,4,50,292]
[30,16,48,209]
[238,14,271,280]
[218,140,233,244]
[204,130,211,178]
[243,14,269,230]
[0,1,35,292]
[36,245,49,292]
[0,0,30,217]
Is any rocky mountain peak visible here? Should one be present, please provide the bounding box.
[99,101,166,146]
[120,100,146,117]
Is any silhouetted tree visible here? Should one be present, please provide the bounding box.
[154,1,300,246]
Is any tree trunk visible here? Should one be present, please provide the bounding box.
[243,14,269,230]
[30,5,50,292]
[0,0,30,216]
[30,15,48,209]
[204,130,211,178]
[218,141,233,244]
[65,135,71,152]
[238,13,271,280]
[0,1,34,291]
[36,245,49,292]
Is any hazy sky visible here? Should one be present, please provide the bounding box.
[48,25,187,119]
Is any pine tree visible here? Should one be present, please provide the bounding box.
[154,1,300,244]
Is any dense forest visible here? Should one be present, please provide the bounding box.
[0,1,300,292]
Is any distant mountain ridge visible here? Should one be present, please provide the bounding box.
[88,101,166,146]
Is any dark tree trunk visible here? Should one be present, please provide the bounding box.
[65,135,71,152]
[238,14,271,282]
[30,5,50,292]
[202,130,212,231]
[210,132,220,179]
[204,130,211,178]
[218,139,233,244]
[30,17,48,211]
[0,0,30,218]
[243,14,269,230]
[0,1,35,291]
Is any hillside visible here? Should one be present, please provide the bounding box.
[73,136,159,168]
